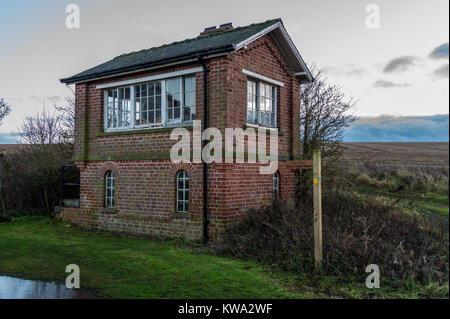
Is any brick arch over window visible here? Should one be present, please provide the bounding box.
[168,161,195,177]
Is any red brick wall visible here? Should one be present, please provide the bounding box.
[72,34,302,239]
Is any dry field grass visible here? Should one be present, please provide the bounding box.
[341,142,449,176]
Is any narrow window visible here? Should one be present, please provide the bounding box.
[166,78,182,123]
[176,170,189,213]
[183,76,196,121]
[273,171,280,198]
[260,83,276,127]
[246,80,277,127]
[105,171,115,208]
[247,80,257,123]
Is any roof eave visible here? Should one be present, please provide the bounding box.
[60,45,235,84]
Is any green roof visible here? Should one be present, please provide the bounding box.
[60,19,282,84]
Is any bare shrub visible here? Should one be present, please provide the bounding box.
[1,144,72,215]
[218,189,449,284]
[1,102,74,216]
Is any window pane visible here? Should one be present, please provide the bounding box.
[141,98,148,124]
[183,107,190,121]
[166,78,182,122]
[247,80,257,123]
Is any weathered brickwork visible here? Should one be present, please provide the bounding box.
[68,34,303,240]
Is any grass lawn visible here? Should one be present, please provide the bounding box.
[0,217,443,298]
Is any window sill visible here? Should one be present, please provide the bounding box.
[170,212,192,219]
[99,207,118,214]
[98,124,193,137]
[244,123,284,136]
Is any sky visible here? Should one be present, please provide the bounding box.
[0,0,448,143]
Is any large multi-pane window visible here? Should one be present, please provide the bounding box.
[176,170,189,213]
[105,171,115,208]
[246,80,277,127]
[104,75,196,131]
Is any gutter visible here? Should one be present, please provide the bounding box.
[198,55,209,245]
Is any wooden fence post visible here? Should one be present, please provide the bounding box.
[313,151,323,268]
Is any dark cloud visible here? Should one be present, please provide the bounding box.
[344,114,449,142]
[432,64,449,78]
[429,43,449,59]
[383,56,417,73]
[373,80,411,88]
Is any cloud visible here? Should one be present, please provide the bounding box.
[344,114,449,142]
[29,96,62,105]
[373,80,411,88]
[322,66,368,77]
[383,56,417,73]
[429,43,449,59]
[432,64,449,78]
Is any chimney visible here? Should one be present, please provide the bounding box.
[200,23,233,36]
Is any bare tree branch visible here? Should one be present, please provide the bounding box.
[299,66,356,160]
[18,104,63,145]
[0,98,11,125]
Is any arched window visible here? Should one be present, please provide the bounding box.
[105,171,115,208]
[273,171,280,198]
[176,170,189,213]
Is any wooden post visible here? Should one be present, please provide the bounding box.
[313,151,322,268]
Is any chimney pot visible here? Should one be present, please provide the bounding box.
[200,23,233,35]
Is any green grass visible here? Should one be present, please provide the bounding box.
[350,173,449,219]
[0,217,443,298]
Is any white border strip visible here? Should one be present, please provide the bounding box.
[242,69,284,87]
[96,67,203,89]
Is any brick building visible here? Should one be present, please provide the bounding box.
[60,19,313,240]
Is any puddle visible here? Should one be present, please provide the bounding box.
[0,275,91,299]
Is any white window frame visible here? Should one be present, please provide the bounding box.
[246,78,278,128]
[105,171,115,208]
[176,170,189,213]
[133,81,164,128]
[103,71,197,132]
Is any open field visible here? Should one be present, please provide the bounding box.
[1,217,441,299]
[339,142,449,219]
[342,142,449,176]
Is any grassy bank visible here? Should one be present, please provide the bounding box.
[0,217,440,298]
